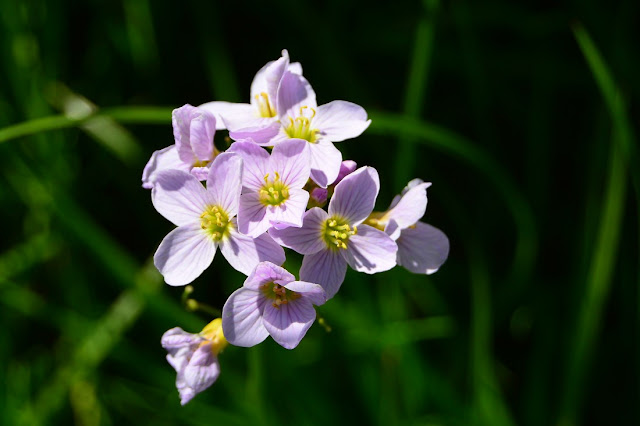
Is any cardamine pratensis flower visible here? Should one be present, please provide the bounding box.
[269,167,397,299]
[222,262,326,349]
[231,71,371,188]
[200,49,301,140]
[365,178,449,274]
[142,104,218,188]
[152,153,285,285]
[229,139,311,237]
[161,319,227,405]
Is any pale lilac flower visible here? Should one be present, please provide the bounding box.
[162,319,227,405]
[222,262,326,350]
[228,139,311,237]
[238,71,370,188]
[269,167,397,299]
[365,178,449,274]
[152,153,285,285]
[142,104,218,188]
[199,49,301,140]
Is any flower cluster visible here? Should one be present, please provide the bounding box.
[144,50,450,404]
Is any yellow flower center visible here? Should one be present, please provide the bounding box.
[284,106,319,142]
[200,205,231,241]
[200,318,228,355]
[321,217,357,250]
[260,282,301,309]
[259,172,289,206]
[255,92,277,118]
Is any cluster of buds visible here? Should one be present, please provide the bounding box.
[143,50,450,404]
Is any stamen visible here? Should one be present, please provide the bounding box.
[200,205,231,241]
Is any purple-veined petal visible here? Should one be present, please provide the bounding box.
[314,101,371,142]
[154,223,217,286]
[198,101,255,130]
[222,287,269,347]
[183,343,220,394]
[173,105,216,164]
[189,109,216,162]
[389,178,426,208]
[384,181,432,239]
[300,249,347,299]
[161,327,202,349]
[237,192,269,237]
[308,140,342,188]
[262,299,316,349]
[397,222,449,274]
[227,141,270,192]
[206,153,243,218]
[332,160,358,186]
[142,145,190,189]
[176,375,197,406]
[309,187,328,206]
[265,188,309,229]
[341,224,397,274]
[269,207,327,255]
[283,281,327,306]
[152,170,214,226]
[269,139,310,188]
[219,223,286,275]
[167,346,192,374]
[328,166,380,225]
[251,51,289,109]
[288,61,303,75]
[277,71,317,121]
[172,105,197,164]
[190,166,210,181]
[229,120,281,145]
[244,261,296,290]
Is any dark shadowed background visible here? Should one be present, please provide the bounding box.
[0,0,638,425]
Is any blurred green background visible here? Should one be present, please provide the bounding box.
[0,0,638,425]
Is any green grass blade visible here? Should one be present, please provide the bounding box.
[556,24,634,426]
[393,0,440,188]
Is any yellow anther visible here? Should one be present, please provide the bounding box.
[200,205,231,241]
[329,220,337,227]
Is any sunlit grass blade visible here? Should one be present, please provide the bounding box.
[557,24,634,426]
[45,83,144,165]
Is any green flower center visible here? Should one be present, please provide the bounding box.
[259,172,289,206]
[260,282,301,309]
[255,92,277,118]
[284,106,319,142]
[200,205,231,241]
[321,217,357,250]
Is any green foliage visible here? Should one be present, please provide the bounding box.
[0,1,638,425]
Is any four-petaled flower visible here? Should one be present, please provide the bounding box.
[142,104,218,188]
[270,166,398,299]
[222,261,327,349]
[161,319,227,405]
[365,179,449,274]
[153,153,285,285]
[229,139,311,237]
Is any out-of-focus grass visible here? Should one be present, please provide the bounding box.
[0,1,638,425]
